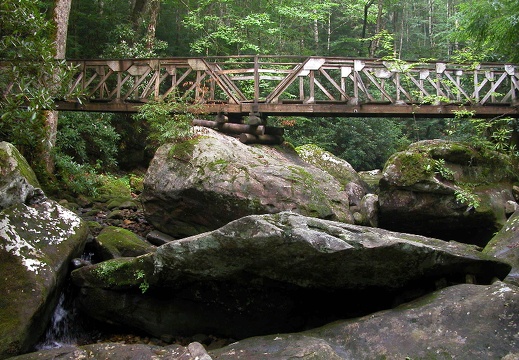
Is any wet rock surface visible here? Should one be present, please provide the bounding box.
[9,341,212,360]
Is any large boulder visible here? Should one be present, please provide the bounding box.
[0,201,89,359]
[0,142,89,359]
[379,140,518,246]
[71,212,510,341]
[141,128,354,238]
[210,282,519,360]
[0,142,43,210]
[484,211,519,286]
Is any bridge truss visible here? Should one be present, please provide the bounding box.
[53,56,519,118]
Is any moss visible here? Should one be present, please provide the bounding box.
[96,226,154,259]
[0,144,40,188]
[94,175,132,201]
[92,256,153,289]
[286,165,332,218]
[395,152,435,186]
[106,197,137,210]
[207,159,230,172]
[129,174,144,193]
[168,138,199,162]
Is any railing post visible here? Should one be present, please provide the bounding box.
[254,55,260,103]
[474,66,480,103]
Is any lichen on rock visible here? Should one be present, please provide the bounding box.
[0,199,88,358]
[142,127,355,238]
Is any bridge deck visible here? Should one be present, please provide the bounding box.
[23,56,519,117]
[55,100,518,118]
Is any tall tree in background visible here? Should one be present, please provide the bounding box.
[456,0,519,62]
[0,0,69,174]
[43,0,72,173]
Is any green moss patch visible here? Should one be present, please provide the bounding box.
[168,138,200,162]
[95,226,155,260]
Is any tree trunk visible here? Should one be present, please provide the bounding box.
[428,0,434,47]
[43,0,72,174]
[313,9,319,51]
[146,0,161,50]
[131,0,148,34]
[362,0,375,56]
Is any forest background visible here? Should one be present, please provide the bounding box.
[1,0,518,196]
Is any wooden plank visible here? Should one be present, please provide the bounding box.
[303,58,326,70]
[319,68,350,100]
[53,99,519,118]
[362,69,393,102]
[480,72,508,104]
[313,78,336,101]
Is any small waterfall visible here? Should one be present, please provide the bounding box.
[36,252,95,350]
[36,290,77,349]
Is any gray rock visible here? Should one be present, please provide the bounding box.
[379,140,518,245]
[506,201,519,215]
[0,200,89,359]
[71,212,510,341]
[360,193,378,227]
[141,127,353,238]
[210,282,519,360]
[295,144,368,207]
[484,211,519,286]
[147,229,176,246]
[0,142,44,210]
[9,342,212,360]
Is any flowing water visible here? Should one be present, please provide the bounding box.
[35,252,96,350]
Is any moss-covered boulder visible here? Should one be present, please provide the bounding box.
[0,142,43,210]
[71,212,510,341]
[0,200,89,359]
[484,211,519,286]
[94,226,155,260]
[379,140,518,245]
[142,127,354,238]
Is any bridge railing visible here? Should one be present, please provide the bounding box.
[61,56,518,107]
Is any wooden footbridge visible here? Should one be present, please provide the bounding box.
[33,55,519,119]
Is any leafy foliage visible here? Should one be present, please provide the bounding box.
[134,93,199,148]
[279,117,409,171]
[53,154,103,197]
[101,24,168,58]
[0,0,71,166]
[447,111,519,159]
[455,0,519,62]
[56,112,120,169]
